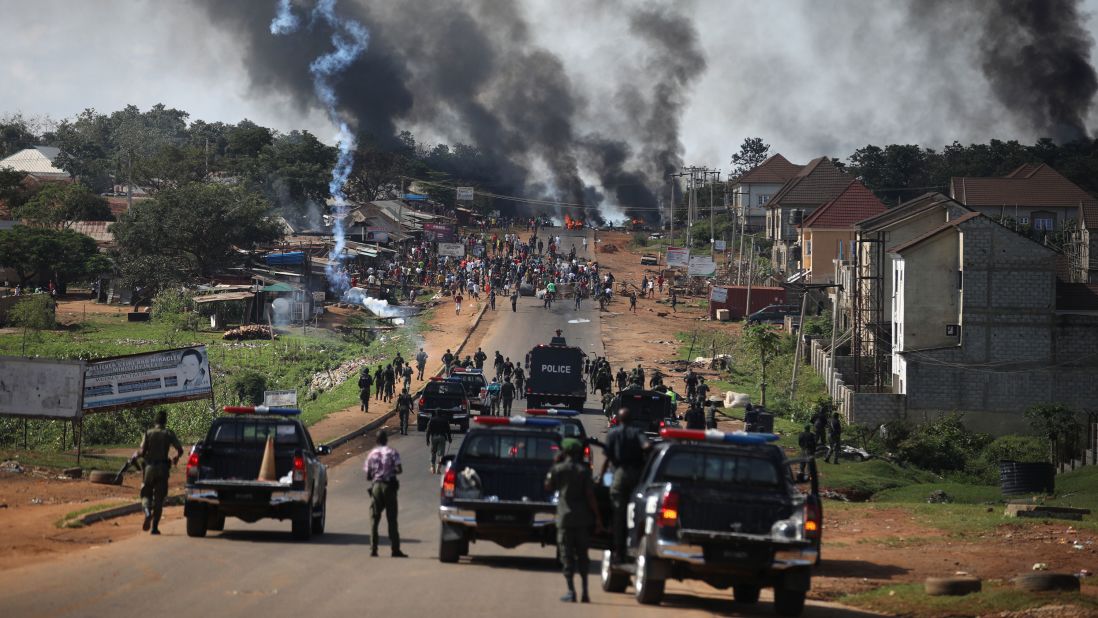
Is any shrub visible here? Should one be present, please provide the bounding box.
[894,413,992,474]
[632,232,647,247]
[230,371,267,405]
[968,435,1049,484]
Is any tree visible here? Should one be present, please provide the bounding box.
[741,324,782,406]
[0,114,40,159]
[1025,404,1082,466]
[110,183,282,289]
[13,182,112,228]
[8,294,55,355]
[730,137,771,179]
[0,226,107,290]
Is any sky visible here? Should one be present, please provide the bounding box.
[3,0,1098,176]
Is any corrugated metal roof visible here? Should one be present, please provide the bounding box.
[193,291,254,303]
[0,146,68,177]
[68,220,114,243]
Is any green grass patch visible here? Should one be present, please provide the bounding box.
[55,501,130,529]
[816,460,940,500]
[873,482,1002,505]
[841,581,1098,617]
[0,449,129,471]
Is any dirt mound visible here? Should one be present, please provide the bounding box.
[600,244,619,253]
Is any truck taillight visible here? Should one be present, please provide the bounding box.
[293,454,306,482]
[186,452,200,478]
[584,446,591,460]
[609,417,618,426]
[442,468,456,498]
[658,491,680,527]
[419,397,425,407]
[804,500,821,539]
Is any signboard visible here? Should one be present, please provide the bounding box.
[456,186,474,201]
[82,346,213,411]
[666,247,690,268]
[0,357,85,419]
[710,287,728,303]
[438,242,466,257]
[264,389,298,407]
[688,256,717,277]
[424,223,458,243]
[312,291,326,302]
[364,228,389,243]
[714,239,726,251]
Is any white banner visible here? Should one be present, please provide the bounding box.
[456,186,474,201]
[710,286,728,303]
[688,256,717,277]
[714,239,726,251]
[264,389,298,407]
[666,247,690,268]
[83,346,212,411]
[438,242,466,257]
[0,357,85,419]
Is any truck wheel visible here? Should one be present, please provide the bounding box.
[417,419,427,432]
[186,505,208,538]
[733,585,760,604]
[439,526,462,563]
[311,497,327,535]
[773,587,806,617]
[207,511,225,532]
[634,536,666,605]
[291,505,313,541]
[600,550,628,593]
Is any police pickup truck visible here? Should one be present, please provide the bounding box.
[184,407,329,541]
[600,428,820,616]
[525,334,586,410]
[437,416,563,563]
[448,367,492,414]
[608,388,678,434]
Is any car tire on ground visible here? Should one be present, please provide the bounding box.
[733,585,760,604]
[439,526,462,563]
[773,586,806,617]
[312,497,326,535]
[1012,572,1079,593]
[634,536,666,605]
[207,511,225,532]
[924,576,982,596]
[186,505,208,538]
[291,504,313,541]
[600,550,629,593]
[88,470,120,485]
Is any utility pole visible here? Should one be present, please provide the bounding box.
[745,236,755,317]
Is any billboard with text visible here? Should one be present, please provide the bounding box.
[83,346,213,411]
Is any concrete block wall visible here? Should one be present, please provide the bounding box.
[849,392,907,426]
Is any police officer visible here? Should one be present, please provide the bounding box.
[136,410,184,534]
[599,407,650,563]
[500,377,515,417]
[684,369,699,401]
[813,407,828,448]
[474,347,488,370]
[705,401,718,429]
[545,438,604,603]
[358,368,374,413]
[401,363,413,390]
[374,364,385,401]
[415,348,428,380]
[684,401,705,429]
[695,377,710,406]
[615,367,628,392]
[826,412,843,465]
[442,349,455,371]
[744,403,759,432]
[365,430,406,557]
[396,387,413,435]
[798,424,818,475]
[513,363,525,398]
[425,413,452,474]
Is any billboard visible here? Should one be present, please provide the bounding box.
[710,286,728,303]
[456,187,474,201]
[714,239,727,251]
[688,256,717,277]
[666,247,690,268]
[424,223,458,243]
[438,242,466,257]
[82,346,213,411]
[0,357,85,419]
[264,389,298,407]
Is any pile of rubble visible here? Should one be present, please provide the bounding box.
[307,357,373,394]
[223,325,276,341]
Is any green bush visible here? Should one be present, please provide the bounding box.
[894,414,992,474]
[968,435,1049,484]
[230,371,267,405]
[632,232,647,247]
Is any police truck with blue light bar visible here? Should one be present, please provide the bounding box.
[437,415,564,562]
[183,406,329,541]
[598,428,820,616]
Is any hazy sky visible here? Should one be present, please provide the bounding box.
[3,0,1098,174]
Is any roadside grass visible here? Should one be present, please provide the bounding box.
[0,310,423,451]
[55,501,130,529]
[0,449,128,471]
[816,460,941,500]
[840,581,1098,617]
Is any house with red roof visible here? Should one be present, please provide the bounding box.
[950,163,1096,233]
[762,156,853,275]
[796,180,886,283]
[729,153,803,233]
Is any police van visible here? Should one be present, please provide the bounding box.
[524,333,587,410]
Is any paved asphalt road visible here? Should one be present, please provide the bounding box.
[0,228,874,618]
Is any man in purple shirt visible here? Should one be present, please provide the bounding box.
[364,430,406,557]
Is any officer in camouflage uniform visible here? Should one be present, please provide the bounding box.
[545,438,604,603]
[136,410,184,535]
[396,387,413,435]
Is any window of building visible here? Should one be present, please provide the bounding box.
[805,239,812,256]
[1018,216,1029,225]
[757,194,770,206]
[1034,216,1054,231]
[957,270,963,290]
